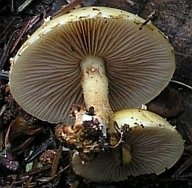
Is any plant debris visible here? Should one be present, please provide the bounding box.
[57,106,108,160]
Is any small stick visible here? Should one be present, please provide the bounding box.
[10,21,30,54]
[4,123,12,150]
[109,122,124,148]
[12,137,35,154]
[139,9,156,30]
[109,132,124,148]
[17,0,35,13]
[0,104,7,116]
[11,15,41,54]
[0,18,17,42]
[0,30,18,70]
[11,0,15,13]
[50,147,62,178]
[170,80,192,91]
[53,0,83,18]
[26,14,42,32]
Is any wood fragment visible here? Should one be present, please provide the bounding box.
[0,30,18,70]
[0,104,7,116]
[53,0,83,18]
[10,22,30,54]
[0,18,18,43]
[0,132,4,151]
[17,0,35,13]
[11,15,41,54]
[4,122,11,150]
[171,80,192,91]
[127,0,135,6]
[12,137,35,154]
[139,9,156,30]
[11,0,15,12]
[50,147,62,178]
[0,70,9,80]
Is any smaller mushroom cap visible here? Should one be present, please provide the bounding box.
[72,109,184,182]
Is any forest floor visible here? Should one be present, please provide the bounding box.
[0,0,192,187]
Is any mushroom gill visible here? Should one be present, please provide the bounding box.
[10,7,175,125]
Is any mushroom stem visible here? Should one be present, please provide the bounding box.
[80,56,112,125]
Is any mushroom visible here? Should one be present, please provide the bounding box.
[9,6,181,181]
[9,6,175,127]
[72,109,184,182]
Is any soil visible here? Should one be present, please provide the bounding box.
[0,0,192,187]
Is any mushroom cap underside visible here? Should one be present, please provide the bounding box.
[10,7,175,123]
[72,109,184,182]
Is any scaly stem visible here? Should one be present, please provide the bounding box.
[80,56,112,126]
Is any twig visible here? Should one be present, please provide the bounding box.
[54,164,70,177]
[109,132,124,148]
[10,21,31,54]
[172,156,192,178]
[0,18,18,43]
[170,80,192,91]
[12,165,51,186]
[139,9,156,30]
[11,0,15,12]
[11,15,41,54]
[4,123,12,150]
[25,137,55,163]
[40,6,47,21]
[126,0,135,6]
[17,0,35,13]
[109,122,124,148]
[0,104,7,116]
[37,165,70,186]
[0,30,18,70]
[53,0,83,18]
[12,137,35,154]
[51,147,62,178]
[26,14,42,31]
[0,71,9,80]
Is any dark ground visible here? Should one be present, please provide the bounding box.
[0,0,192,187]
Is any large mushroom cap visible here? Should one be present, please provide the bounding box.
[10,6,175,123]
[72,109,184,182]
